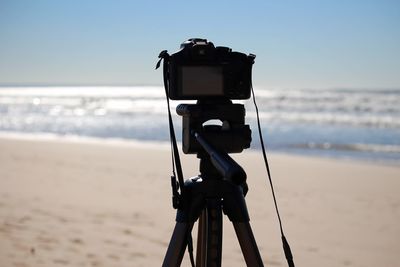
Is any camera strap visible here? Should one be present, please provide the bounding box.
[157,51,196,267]
[251,83,295,267]
[156,50,186,207]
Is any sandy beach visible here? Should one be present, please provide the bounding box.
[0,137,399,267]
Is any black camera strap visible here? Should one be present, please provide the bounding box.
[250,82,295,267]
[156,50,186,207]
[156,51,196,267]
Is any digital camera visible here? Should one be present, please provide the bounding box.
[167,38,255,100]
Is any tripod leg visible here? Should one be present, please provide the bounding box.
[222,182,264,266]
[162,222,194,267]
[196,199,223,267]
[196,210,207,267]
[206,199,223,267]
[233,222,264,267]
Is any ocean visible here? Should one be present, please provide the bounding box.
[0,86,399,164]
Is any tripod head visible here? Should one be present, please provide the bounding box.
[176,99,251,185]
[176,100,252,154]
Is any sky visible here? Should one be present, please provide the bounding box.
[0,0,399,89]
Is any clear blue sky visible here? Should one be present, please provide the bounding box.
[0,0,399,89]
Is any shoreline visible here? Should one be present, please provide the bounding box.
[0,131,399,168]
[0,136,399,266]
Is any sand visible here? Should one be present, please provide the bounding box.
[0,137,399,267]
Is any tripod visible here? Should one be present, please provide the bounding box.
[162,132,264,267]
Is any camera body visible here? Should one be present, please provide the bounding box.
[167,38,255,100]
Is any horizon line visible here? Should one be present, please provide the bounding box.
[0,84,400,91]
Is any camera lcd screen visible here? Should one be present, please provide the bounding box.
[180,66,224,96]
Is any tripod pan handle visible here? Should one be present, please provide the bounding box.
[194,131,247,184]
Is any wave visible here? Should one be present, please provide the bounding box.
[290,142,400,154]
[1,86,399,129]
[250,89,400,114]
[0,86,165,98]
[246,111,400,128]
